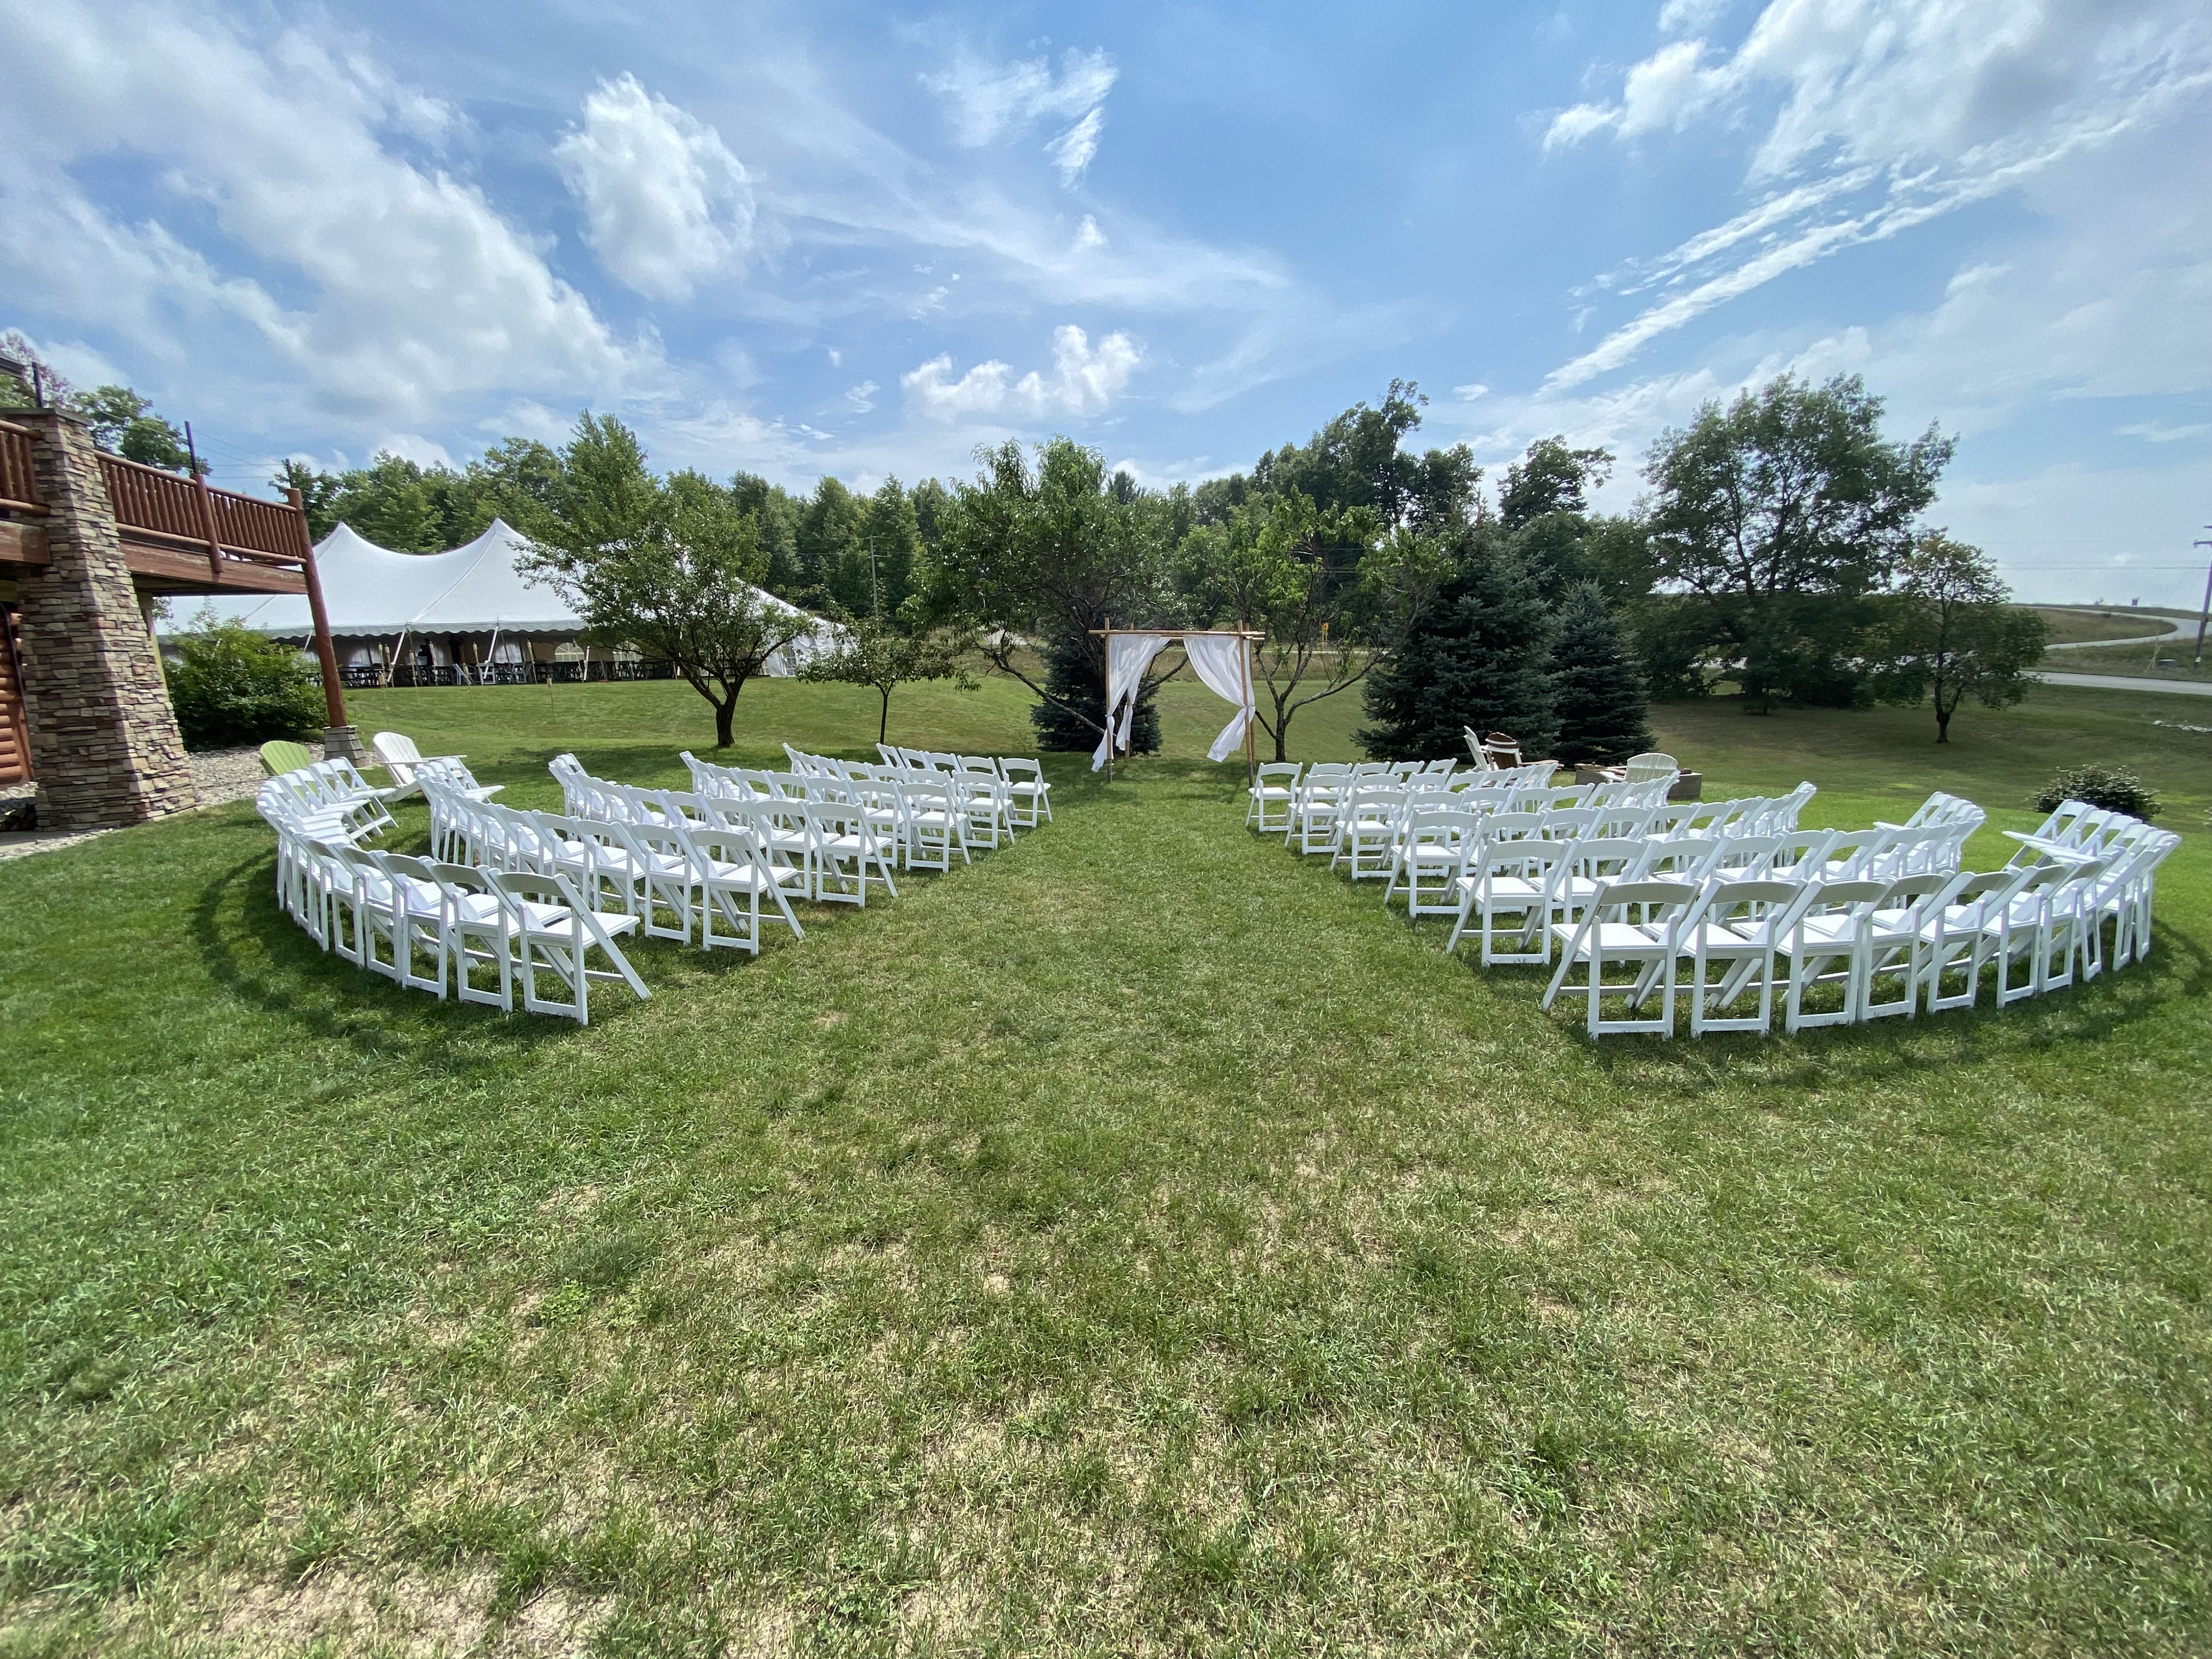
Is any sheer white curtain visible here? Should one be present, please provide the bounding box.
[1091,633,1170,770]
[1182,634,1256,763]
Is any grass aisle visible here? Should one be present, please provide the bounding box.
[2,681,2209,1655]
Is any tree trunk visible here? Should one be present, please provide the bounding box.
[879,688,891,747]
[715,695,737,748]
[1935,707,1950,744]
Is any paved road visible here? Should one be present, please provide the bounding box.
[2042,608,2193,651]
[2034,670,2212,697]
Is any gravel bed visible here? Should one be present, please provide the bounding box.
[0,741,321,860]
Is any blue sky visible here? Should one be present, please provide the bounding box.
[3,0,2209,604]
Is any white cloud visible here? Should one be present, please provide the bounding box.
[921,45,1116,185]
[556,74,755,301]
[2120,420,2212,443]
[0,1,643,424]
[1539,0,2212,385]
[844,380,879,413]
[370,432,455,469]
[1046,107,1107,184]
[902,324,1141,422]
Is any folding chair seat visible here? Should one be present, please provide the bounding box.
[488,870,649,1025]
[1687,878,1822,1036]
[1247,762,1303,832]
[1542,879,1702,1038]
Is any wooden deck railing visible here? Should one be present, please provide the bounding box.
[0,420,44,515]
[95,452,307,573]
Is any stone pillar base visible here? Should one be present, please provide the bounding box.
[323,724,366,765]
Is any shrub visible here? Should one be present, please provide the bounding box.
[167,616,325,751]
[2029,764,2161,821]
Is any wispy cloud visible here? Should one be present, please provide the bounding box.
[921,45,1116,184]
[1538,0,2212,389]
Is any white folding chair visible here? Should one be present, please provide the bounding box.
[1783,879,1890,1031]
[1686,879,1822,1036]
[488,870,649,1025]
[1247,763,1303,833]
[1542,879,1702,1038]
[1000,757,1053,827]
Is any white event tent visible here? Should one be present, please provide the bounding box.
[184,518,828,681]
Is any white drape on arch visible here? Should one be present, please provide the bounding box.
[1092,632,1171,770]
[1181,633,1256,763]
[1090,631,1256,770]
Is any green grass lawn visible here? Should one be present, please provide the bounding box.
[3,675,2209,1656]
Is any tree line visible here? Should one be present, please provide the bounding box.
[280,371,2049,753]
[6,326,2047,753]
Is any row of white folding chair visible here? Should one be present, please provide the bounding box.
[743,751,1007,849]
[1538,850,2152,1039]
[873,744,1054,829]
[262,760,397,843]
[1437,816,1965,963]
[1288,764,1558,856]
[680,752,974,872]
[2003,799,2160,872]
[265,816,648,1023]
[438,777,819,947]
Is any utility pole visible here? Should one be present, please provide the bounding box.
[2192,527,2212,669]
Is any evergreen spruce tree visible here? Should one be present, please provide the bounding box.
[1358,540,1558,760]
[1548,583,1656,767]
[1029,633,1161,754]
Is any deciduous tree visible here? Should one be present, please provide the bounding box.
[1871,533,2049,743]
[929,437,1181,753]
[518,416,819,748]
[1645,374,1951,711]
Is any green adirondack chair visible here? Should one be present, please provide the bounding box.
[258,739,314,777]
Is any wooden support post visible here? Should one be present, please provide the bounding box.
[289,488,348,732]
[188,425,224,585]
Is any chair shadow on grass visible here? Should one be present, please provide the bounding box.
[191,851,584,1064]
[1392,887,2211,1087]
[1542,920,2212,1090]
